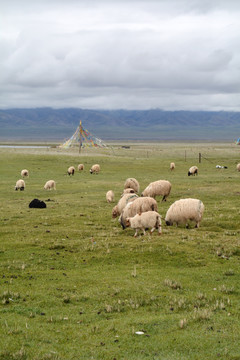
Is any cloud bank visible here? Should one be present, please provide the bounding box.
[1,0,240,110]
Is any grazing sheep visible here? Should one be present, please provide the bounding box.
[141,180,171,202]
[21,169,29,177]
[170,162,175,171]
[236,163,240,172]
[121,188,136,197]
[124,178,140,193]
[112,193,138,218]
[106,190,114,203]
[44,180,56,190]
[125,211,162,237]
[67,166,75,176]
[78,164,84,171]
[165,198,204,228]
[188,166,198,176]
[119,197,158,229]
[29,199,46,209]
[15,179,25,191]
[90,164,100,174]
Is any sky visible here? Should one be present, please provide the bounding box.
[1,0,240,111]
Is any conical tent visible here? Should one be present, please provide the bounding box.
[59,121,107,149]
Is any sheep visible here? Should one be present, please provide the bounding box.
[78,164,84,171]
[125,211,162,237]
[121,188,136,197]
[90,164,100,174]
[188,166,198,176]
[112,193,138,218]
[236,163,240,172]
[119,197,158,229]
[106,190,114,203]
[44,180,56,190]
[141,180,171,202]
[15,179,25,191]
[124,178,140,193]
[21,169,29,177]
[165,198,204,228]
[170,162,175,171]
[67,166,75,176]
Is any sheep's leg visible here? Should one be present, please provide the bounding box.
[150,227,155,235]
[134,229,138,237]
[142,228,146,235]
[157,225,162,235]
[162,195,166,202]
[195,222,200,228]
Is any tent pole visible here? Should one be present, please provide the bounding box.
[79,120,82,154]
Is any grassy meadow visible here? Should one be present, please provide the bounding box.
[0,142,240,360]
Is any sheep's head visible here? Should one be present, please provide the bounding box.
[165,220,172,226]
[119,215,126,229]
[125,218,131,228]
[112,206,118,218]
[188,171,191,176]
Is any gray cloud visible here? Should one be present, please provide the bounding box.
[0,0,240,110]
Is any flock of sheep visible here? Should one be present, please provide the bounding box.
[15,160,240,237]
[107,163,205,237]
[14,164,101,192]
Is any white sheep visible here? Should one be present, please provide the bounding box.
[124,178,140,193]
[125,211,162,237]
[236,163,240,172]
[106,190,114,203]
[121,188,136,197]
[165,198,204,228]
[188,166,198,176]
[170,162,175,171]
[90,164,100,174]
[141,180,171,202]
[119,197,158,229]
[44,180,56,190]
[112,193,138,218]
[21,169,29,177]
[15,179,25,191]
[78,164,84,171]
[67,166,75,176]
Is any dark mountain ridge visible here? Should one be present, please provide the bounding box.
[0,108,240,141]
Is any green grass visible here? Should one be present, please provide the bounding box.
[0,143,240,360]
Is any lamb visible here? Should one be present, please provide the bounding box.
[67,166,75,176]
[236,163,240,172]
[170,162,175,171]
[112,193,138,218]
[15,179,25,191]
[124,178,140,193]
[106,190,114,203]
[141,180,171,202]
[90,164,100,174]
[125,211,162,237]
[165,198,204,228]
[78,164,84,171]
[21,169,29,177]
[119,196,158,229]
[44,180,56,190]
[188,166,198,176]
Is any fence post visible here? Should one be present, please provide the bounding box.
[199,153,201,163]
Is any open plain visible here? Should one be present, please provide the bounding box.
[0,142,240,360]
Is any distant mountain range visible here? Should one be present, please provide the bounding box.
[1,107,240,142]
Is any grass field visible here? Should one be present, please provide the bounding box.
[0,143,240,360]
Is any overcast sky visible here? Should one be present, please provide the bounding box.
[1,0,240,111]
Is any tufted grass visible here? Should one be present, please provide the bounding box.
[0,142,240,360]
